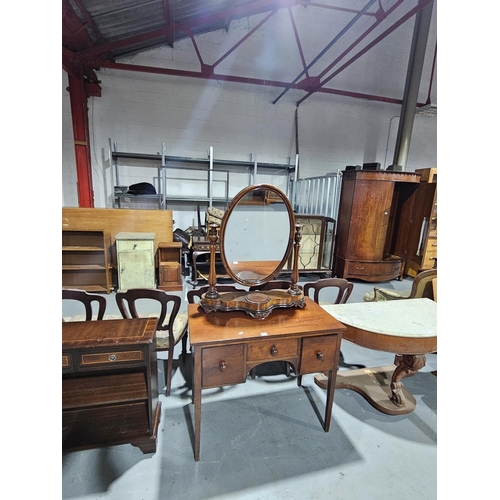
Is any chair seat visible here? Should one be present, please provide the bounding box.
[155,312,188,349]
[363,288,411,302]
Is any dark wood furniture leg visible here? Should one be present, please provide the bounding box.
[193,347,202,462]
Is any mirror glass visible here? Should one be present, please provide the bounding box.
[220,185,294,285]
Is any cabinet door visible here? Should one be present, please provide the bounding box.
[405,183,437,266]
[346,180,393,260]
[118,250,155,290]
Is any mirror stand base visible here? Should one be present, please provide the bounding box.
[200,290,306,320]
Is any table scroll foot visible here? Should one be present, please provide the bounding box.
[317,366,419,415]
[390,354,426,407]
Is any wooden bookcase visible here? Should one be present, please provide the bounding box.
[62,229,113,293]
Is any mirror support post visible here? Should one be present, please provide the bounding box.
[205,223,220,299]
[289,223,302,296]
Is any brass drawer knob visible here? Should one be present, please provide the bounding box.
[219,361,227,372]
[316,351,324,361]
[270,345,278,356]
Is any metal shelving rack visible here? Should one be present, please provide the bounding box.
[109,140,297,211]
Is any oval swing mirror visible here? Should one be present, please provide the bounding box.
[220,184,294,286]
[200,184,305,319]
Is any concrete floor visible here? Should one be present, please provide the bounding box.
[62,274,437,500]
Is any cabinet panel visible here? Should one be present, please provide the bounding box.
[118,250,155,290]
[346,180,393,260]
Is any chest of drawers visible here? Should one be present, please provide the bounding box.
[62,318,160,454]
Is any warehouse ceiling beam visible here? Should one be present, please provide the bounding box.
[296,0,433,106]
[272,0,378,104]
[162,0,175,47]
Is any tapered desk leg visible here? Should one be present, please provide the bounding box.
[323,370,335,432]
[193,347,202,461]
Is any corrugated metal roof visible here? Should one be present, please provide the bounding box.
[62,0,437,107]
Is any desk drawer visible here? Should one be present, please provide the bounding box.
[247,338,298,362]
[300,335,339,374]
[79,348,145,369]
[116,240,154,252]
[346,260,402,279]
[201,344,246,388]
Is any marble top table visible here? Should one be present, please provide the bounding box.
[317,298,437,415]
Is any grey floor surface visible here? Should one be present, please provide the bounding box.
[62,274,437,500]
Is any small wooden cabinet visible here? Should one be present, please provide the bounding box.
[334,170,420,282]
[286,215,335,275]
[404,168,437,277]
[62,229,113,293]
[158,242,183,291]
[62,318,160,454]
[116,232,156,291]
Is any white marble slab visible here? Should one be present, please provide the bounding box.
[321,298,436,338]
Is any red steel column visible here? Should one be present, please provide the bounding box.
[67,71,94,207]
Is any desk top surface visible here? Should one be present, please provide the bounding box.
[62,318,157,349]
[322,298,436,339]
[188,297,345,345]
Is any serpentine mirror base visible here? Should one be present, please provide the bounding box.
[200,289,305,320]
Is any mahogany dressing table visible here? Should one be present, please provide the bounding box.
[189,298,346,461]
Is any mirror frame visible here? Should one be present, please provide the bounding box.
[219,184,295,287]
[199,184,305,320]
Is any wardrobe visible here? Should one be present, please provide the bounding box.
[334,169,420,282]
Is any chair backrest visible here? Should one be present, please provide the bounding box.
[187,285,244,304]
[303,278,354,305]
[408,269,437,299]
[62,289,107,321]
[248,280,303,292]
[115,288,181,332]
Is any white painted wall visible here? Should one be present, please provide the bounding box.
[62,10,437,231]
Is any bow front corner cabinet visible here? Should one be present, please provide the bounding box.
[334,170,420,282]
